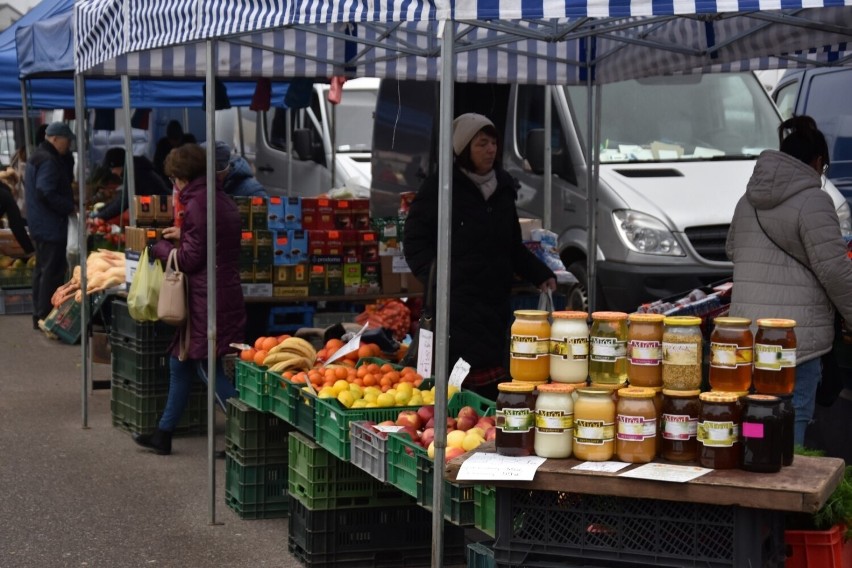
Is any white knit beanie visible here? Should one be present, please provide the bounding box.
[452,113,495,156]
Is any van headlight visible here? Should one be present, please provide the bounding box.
[837,201,852,238]
[612,210,685,256]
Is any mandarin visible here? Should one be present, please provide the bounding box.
[240,348,256,362]
[254,336,267,350]
[261,336,279,352]
[254,350,268,366]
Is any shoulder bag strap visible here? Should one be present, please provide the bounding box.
[753,207,815,277]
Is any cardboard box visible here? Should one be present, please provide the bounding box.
[341,230,360,263]
[333,199,355,230]
[308,264,327,296]
[241,283,273,297]
[316,198,335,230]
[361,262,381,292]
[254,230,274,264]
[326,262,344,295]
[520,218,543,241]
[343,263,362,294]
[153,195,174,225]
[233,196,252,230]
[380,254,422,294]
[272,231,291,266]
[253,261,272,283]
[267,196,286,230]
[91,331,111,365]
[351,199,371,231]
[288,229,309,265]
[374,217,402,255]
[308,230,326,256]
[124,250,140,290]
[133,196,155,224]
[283,197,302,230]
[250,197,268,230]
[301,198,318,230]
[273,285,309,298]
[124,227,147,252]
[272,264,309,285]
[360,231,379,264]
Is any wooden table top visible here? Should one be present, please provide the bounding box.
[445,442,845,514]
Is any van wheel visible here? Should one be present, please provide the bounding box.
[566,260,607,311]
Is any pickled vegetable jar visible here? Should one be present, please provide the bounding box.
[573,388,616,461]
[662,316,703,391]
[549,311,589,383]
[496,382,537,456]
[741,394,783,473]
[510,310,551,383]
[753,318,796,395]
[627,313,664,387]
[698,392,742,469]
[616,387,658,463]
[661,389,700,462]
[534,383,575,458]
[709,317,753,392]
[589,311,628,385]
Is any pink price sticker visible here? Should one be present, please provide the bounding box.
[742,422,764,439]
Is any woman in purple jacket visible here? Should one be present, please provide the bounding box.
[133,144,246,456]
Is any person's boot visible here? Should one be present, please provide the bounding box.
[132,428,172,455]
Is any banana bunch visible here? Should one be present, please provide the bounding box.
[263,337,318,373]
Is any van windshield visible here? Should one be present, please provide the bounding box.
[566,73,778,163]
[325,90,377,153]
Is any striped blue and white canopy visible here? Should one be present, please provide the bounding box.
[74,0,852,84]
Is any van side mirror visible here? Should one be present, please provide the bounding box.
[525,129,546,174]
[292,129,313,161]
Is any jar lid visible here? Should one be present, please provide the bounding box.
[628,313,665,323]
[514,309,549,320]
[757,318,796,328]
[714,316,751,326]
[617,386,655,398]
[664,315,702,326]
[711,389,750,398]
[648,386,664,393]
[537,383,576,393]
[744,394,781,404]
[589,382,627,391]
[577,387,617,397]
[553,311,588,320]
[591,311,628,321]
[699,391,741,403]
[498,381,537,393]
[662,389,701,397]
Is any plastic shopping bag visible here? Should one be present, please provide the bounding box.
[127,248,163,322]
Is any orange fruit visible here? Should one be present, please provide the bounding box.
[326,338,344,351]
[240,348,256,362]
[363,373,376,387]
[334,366,349,380]
[357,344,373,360]
[254,336,266,350]
[380,363,395,374]
[261,336,279,352]
[254,350,268,366]
[277,334,291,342]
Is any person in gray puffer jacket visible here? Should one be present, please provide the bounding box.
[726,115,852,446]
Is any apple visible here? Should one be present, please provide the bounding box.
[396,425,420,444]
[425,417,435,429]
[444,446,466,463]
[416,405,435,424]
[485,427,497,442]
[455,415,477,432]
[395,410,424,431]
[456,405,480,423]
[476,416,496,428]
[378,420,395,427]
[447,417,457,431]
[420,427,436,449]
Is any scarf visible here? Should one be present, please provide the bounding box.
[462,168,498,201]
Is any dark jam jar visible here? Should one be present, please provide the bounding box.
[496,382,536,456]
[660,389,701,462]
[698,392,742,469]
[741,394,783,473]
[776,394,795,466]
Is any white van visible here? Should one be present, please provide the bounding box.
[371,73,852,312]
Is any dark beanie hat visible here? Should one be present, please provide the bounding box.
[104,147,126,169]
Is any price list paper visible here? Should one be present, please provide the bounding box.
[456,452,547,481]
[619,462,712,483]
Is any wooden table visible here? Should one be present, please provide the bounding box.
[244,292,421,304]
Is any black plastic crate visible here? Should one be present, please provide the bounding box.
[493,488,786,568]
[224,453,289,519]
[287,496,466,567]
[225,398,292,466]
[110,298,176,344]
[110,383,206,436]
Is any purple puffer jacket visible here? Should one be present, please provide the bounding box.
[152,176,246,359]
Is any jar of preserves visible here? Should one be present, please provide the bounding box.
[534,383,575,458]
[709,317,754,392]
[741,394,783,473]
[698,392,742,469]
[573,388,616,461]
[661,389,700,462]
[753,318,797,394]
[589,312,628,384]
[616,387,658,463]
[496,382,537,456]
[549,311,589,383]
[510,310,551,383]
[662,316,703,391]
[589,382,622,402]
[627,313,665,387]
[776,393,794,466]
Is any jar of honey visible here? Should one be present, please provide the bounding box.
[534,383,575,458]
[661,389,700,462]
[709,317,753,392]
[589,312,628,384]
[753,318,797,394]
[496,382,537,456]
[549,311,589,383]
[627,313,664,387]
[616,387,658,463]
[698,392,742,469]
[662,316,703,391]
[510,310,551,383]
[741,394,783,473]
[573,388,616,461]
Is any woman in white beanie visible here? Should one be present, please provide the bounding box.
[404,113,556,399]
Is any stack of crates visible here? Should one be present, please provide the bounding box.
[286,431,467,567]
[109,299,206,435]
[224,398,292,519]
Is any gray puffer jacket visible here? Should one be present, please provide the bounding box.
[726,149,852,363]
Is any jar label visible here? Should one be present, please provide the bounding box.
[710,342,753,369]
[754,344,797,370]
[742,422,764,439]
[496,408,533,432]
[535,409,574,432]
[662,342,699,365]
[697,420,739,447]
[574,419,615,445]
[590,337,627,362]
[550,337,588,361]
[616,414,657,440]
[628,340,662,365]
[662,414,698,440]
[510,334,549,359]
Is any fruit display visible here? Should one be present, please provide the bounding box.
[50,249,126,307]
[355,299,411,341]
[292,362,430,409]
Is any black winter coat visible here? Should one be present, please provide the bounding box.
[403,166,554,371]
[95,156,171,221]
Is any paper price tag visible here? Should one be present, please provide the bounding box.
[375,425,404,433]
[448,358,470,389]
[416,328,433,377]
[324,322,370,365]
[456,452,547,481]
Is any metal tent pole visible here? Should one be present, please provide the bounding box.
[121,75,136,226]
[19,80,32,158]
[585,43,598,312]
[544,86,552,230]
[75,73,90,428]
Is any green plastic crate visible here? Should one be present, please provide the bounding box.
[0,267,32,288]
[467,541,496,568]
[287,431,412,510]
[225,397,291,466]
[224,452,289,519]
[474,485,496,537]
[268,371,291,423]
[280,377,317,439]
[416,452,476,526]
[235,360,272,412]
[110,383,206,435]
[0,287,32,314]
[448,390,497,417]
[386,433,425,498]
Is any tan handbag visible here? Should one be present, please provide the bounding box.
[158,249,187,327]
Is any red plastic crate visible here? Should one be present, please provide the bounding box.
[785,524,845,568]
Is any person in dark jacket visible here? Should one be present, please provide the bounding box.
[201,140,268,197]
[132,144,245,456]
[403,113,556,399]
[153,120,196,182]
[92,147,171,222]
[25,122,76,329]
[0,169,34,256]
